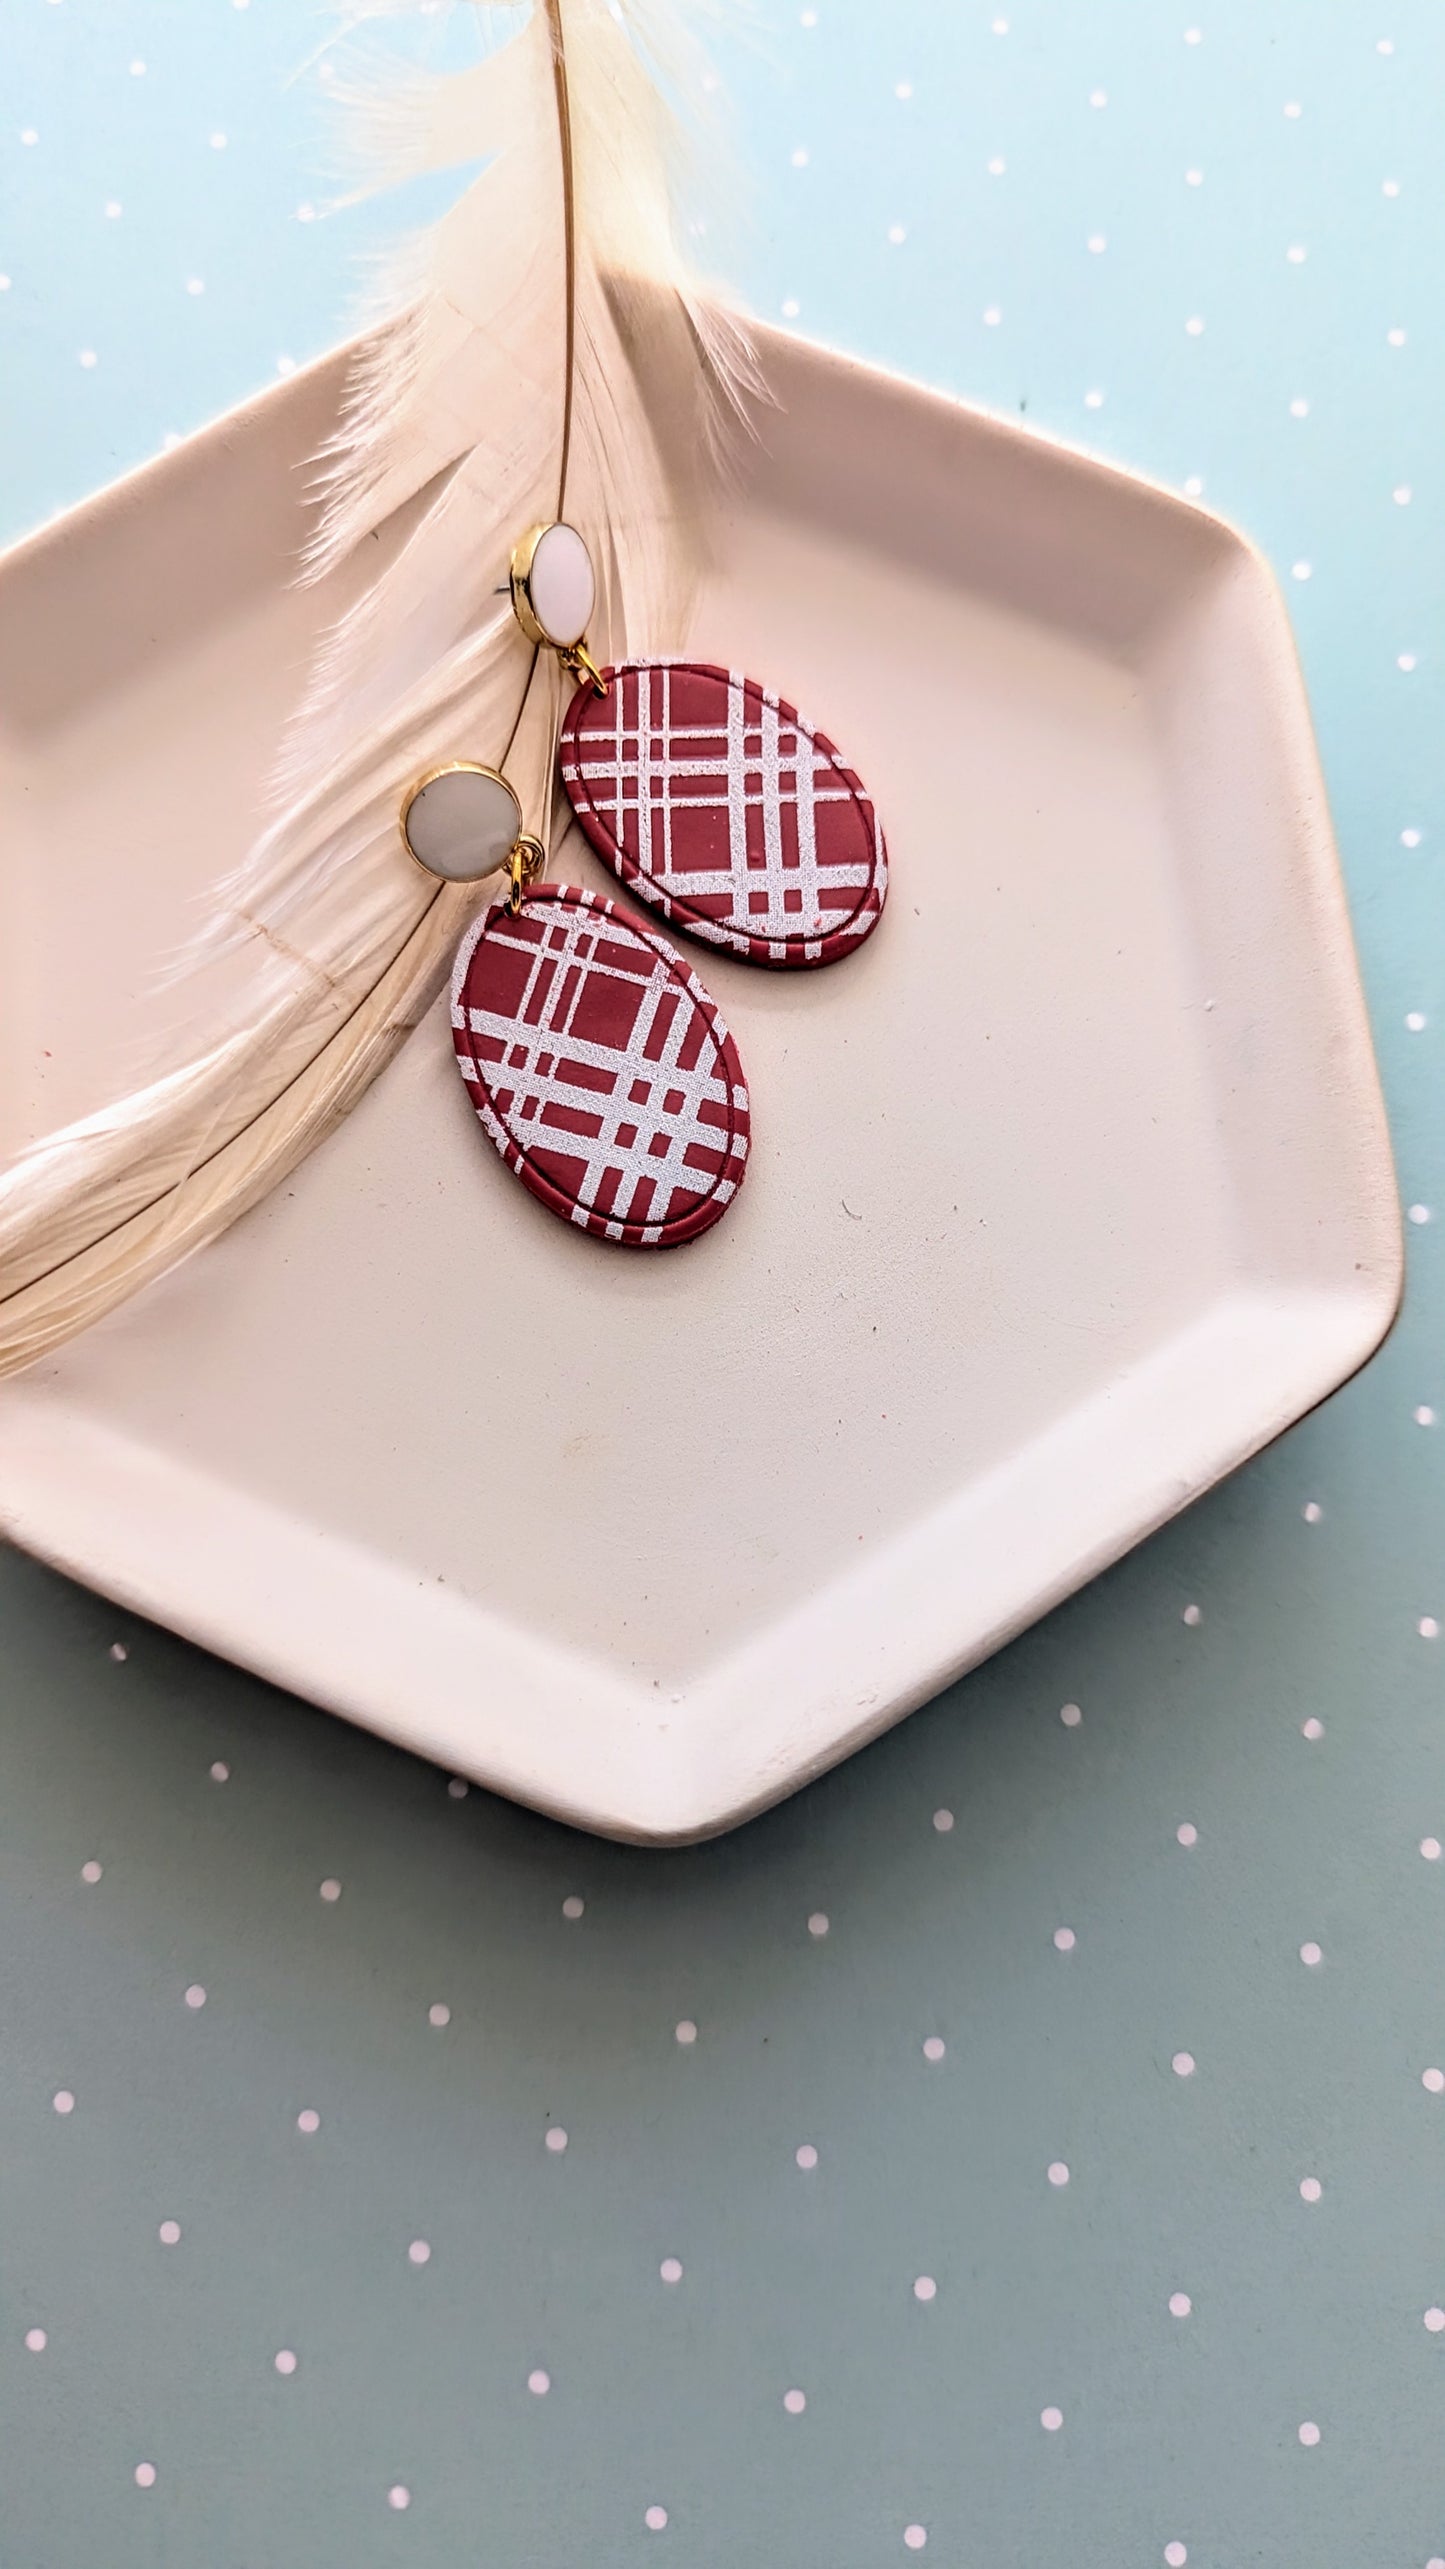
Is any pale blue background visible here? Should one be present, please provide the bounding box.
[1,5,1443,2564]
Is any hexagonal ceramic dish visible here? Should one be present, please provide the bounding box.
[0,324,1400,1839]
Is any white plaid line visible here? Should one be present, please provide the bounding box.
[726,667,748,895]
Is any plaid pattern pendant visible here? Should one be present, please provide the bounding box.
[450,881,750,1248]
[559,660,888,969]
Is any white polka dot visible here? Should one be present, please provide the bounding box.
[895,81,913,101]
[923,2036,946,2062]
[20,128,39,145]
[1298,2421,1320,2447]
[1377,35,1395,52]
[932,1808,954,1833]
[1389,327,1407,346]
[408,2240,430,2266]
[1290,397,1310,417]
[1402,827,1424,846]
[275,2348,297,2374]
[800,6,816,22]
[983,305,1002,326]
[1383,177,1400,196]
[645,2505,668,2532]
[134,2463,156,2489]
[53,2090,74,2115]
[1300,1941,1323,1967]
[675,2019,697,2045]
[1183,476,1205,497]
[1040,2403,1064,2430]
[1286,244,1307,263]
[781,297,800,318]
[887,223,906,245]
[808,1912,830,1938]
[81,1860,102,1884]
[1084,389,1105,409]
[1425,2309,1445,2333]
[158,2221,181,2246]
[545,2127,568,2153]
[297,2108,320,2133]
[1164,2547,1188,2568]
[0,274,9,290]
[1060,1702,1083,1728]
[185,277,205,296]
[1399,653,1418,672]
[1420,1618,1441,1641]
[783,2387,807,2413]
[1292,562,1312,582]
[1408,1205,1432,1227]
[1284,99,1302,116]
[109,1640,128,1661]
[1182,1604,1202,1627]
[791,146,809,167]
[1089,88,1108,107]
[25,2328,47,2352]
[1406,1014,1428,1033]
[1416,1407,1437,1427]
[1424,2068,1445,2094]
[913,2275,937,2302]
[1300,2176,1323,2202]
[1302,1717,1324,1740]
[796,2143,819,2170]
[1172,2051,1196,2078]
[319,1879,341,1903]
[987,156,1006,176]
[528,2367,551,2393]
[1302,1501,1323,1524]
[1176,1823,1198,1848]
[1421,1838,1443,1862]
[129,59,145,75]
[446,1777,471,1803]
[1169,2292,1192,2317]
[1186,167,1204,185]
[904,2528,928,2552]
[1183,24,1202,41]
[387,2485,410,2510]
[1053,1927,1076,1952]
[210,1761,229,1783]
[1088,233,1107,253]
[1185,316,1205,337]
[660,2257,683,2284]
[428,2003,450,2027]
[184,1984,207,2010]
[78,350,98,369]
[296,202,316,222]
[209,131,228,149]
[1047,2161,1070,2187]
[561,1895,585,1919]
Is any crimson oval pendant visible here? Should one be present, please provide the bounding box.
[450,882,750,1247]
[559,660,888,968]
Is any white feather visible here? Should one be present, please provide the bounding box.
[0,0,757,1378]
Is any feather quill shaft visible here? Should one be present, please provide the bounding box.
[0,0,755,1377]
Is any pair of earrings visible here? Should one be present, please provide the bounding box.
[400,521,888,1249]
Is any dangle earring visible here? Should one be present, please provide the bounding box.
[511,522,889,970]
[400,746,750,1252]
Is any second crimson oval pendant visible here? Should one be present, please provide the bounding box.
[560,660,888,968]
[451,882,750,1248]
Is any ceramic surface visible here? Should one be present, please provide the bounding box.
[0,327,1398,1837]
